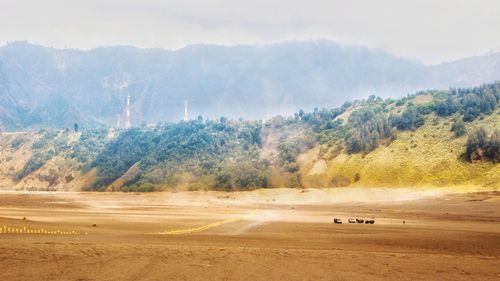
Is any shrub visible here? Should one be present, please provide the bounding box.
[354,173,361,182]
[331,175,350,187]
[286,173,302,188]
[65,174,74,182]
[450,120,467,137]
[466,128,489,162]
[11,137,25,150]
[215,174,232,191]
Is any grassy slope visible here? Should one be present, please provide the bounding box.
[300,112,499,190]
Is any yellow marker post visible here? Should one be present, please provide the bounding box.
[0,224,81,236]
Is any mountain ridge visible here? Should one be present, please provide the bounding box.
[1,40,499,130]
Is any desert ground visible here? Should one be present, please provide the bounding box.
[0,188,499,281]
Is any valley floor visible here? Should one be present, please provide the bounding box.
[0,188,499,280]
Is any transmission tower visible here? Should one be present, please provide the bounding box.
[125,94,131,129]
[184,99,189,121]
[116,114,121,128]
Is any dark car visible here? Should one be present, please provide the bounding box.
[356,218,364,223]
[333,218,342,224]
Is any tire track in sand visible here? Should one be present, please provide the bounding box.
[156,209,257,235]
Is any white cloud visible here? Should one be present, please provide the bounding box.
[0,0,499,63]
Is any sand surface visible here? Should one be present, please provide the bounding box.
[0,188,499,280]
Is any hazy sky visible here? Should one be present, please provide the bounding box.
[1,0,499,64]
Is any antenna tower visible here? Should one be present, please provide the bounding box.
[125,94,131,129]
[184,100,189,121]
[116,114,121,128]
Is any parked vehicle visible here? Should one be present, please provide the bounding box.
[365,219,375,224]
[348,218,356,223]
[333,218,342,224]
[356,218,364,223]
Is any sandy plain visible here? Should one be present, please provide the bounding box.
[0,188,499,281]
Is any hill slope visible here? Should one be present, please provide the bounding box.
[0,83,498,191]
[299,113,499,190]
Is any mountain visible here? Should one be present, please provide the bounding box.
[0,83,498,191]
[429,52,500,88]
[0,40,499,130]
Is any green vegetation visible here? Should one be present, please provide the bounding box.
[17,151,54,180]
[345,108,391,153]
[435,84,499,121]
[10,137,26,150]
[69,128,108,166]
[2,82,498,191]
[451,120,467,137]
[31,130,58,149]
[14,129,108,182]
[100,82,497,190]
[390,106,425,131]
[91,128,156,188]
[90,119,269,191]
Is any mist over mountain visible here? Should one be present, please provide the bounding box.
[0,40,499,130]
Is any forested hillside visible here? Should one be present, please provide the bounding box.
[0,83,498,191]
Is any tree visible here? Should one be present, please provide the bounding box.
[341,101,352,111]
[391,106,424,131]
[466,128,488,161]
[298,109,305,120]
[367,95,376,104]
[215,174,232,191]
[345,108,391,153]
[435,97,457,116]
[450,120,466,137]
